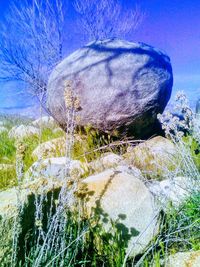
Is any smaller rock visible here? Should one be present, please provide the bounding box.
[25,157,85,181]
[32,135,85,160]
[32,116,57,129]
[88,152,124,173]
[123,136,177,180]
[74,165,159,258]
[32,137,66,160]
[8,125,40,140]
[148,176,197,209]
[0,126,8,133]
[166,250,200,267]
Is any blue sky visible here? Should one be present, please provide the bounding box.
[0,0,199,109]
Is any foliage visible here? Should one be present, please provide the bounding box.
[1,91,200,266]
[182,135,200,171]
[141,192,200,266]
[9,207,134,267]
[73,0,144,41]
[0,131,16,164]
[0,0,66,107]
[0,124,64,190]
[0,167,17,190]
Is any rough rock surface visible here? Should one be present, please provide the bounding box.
[47,38,173,138]
[148,176,196,209]
[32,116,57,129]
[88,152,124,173]
[123,136,177,179]
[32,137,66,160]
[76,166,159,257]
[8,125,40,140]
[25,157,85,181]
[32,135,85,160]
[166,250,200,267]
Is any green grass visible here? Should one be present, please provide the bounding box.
[0,125,65,190]
[14,192,200,267]
[0,131,16,164]
[142,192,200,266]
[0,116,200,266]
[182,135,200,171]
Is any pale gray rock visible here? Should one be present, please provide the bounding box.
[47,38,173,138]
[32,137,66,160]
[75,165,159,257]
[8,125,40,140]
[148,176,198,209]
[166,250,200,267]
[123,136,178,180]
[25,157,85,181]
[88,152,124,173]
[32,116,57,129]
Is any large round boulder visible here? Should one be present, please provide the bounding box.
[74,166,159,257]
[47,38,173,138]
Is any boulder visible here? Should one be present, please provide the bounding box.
[0,126,8,133]
[8,125,40,140]
[32,137,66,160]
[166,250,200,267]
[75,166,159,257]
[123,136,177,179]
[148,176,196,209]
[32,116,57,129]
[25,157,85,181]
[32,135,85,160]
[88,152,124,173]
[47,38,173,138]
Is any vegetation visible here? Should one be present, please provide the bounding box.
[0,121,65,190]
[141,192,200,266]
[0,90,200,267]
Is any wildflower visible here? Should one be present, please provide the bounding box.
[64,80,81,111]
[157,91,195,141]
[35,219,43,229]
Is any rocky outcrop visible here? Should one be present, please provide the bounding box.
[8,125,40,140]
[47,38,173,138]
[75,166,159,257]
[25,157,85,181]
[166,250,200,267]
[32,137,66,160]
[123,136,178,179]
[88,152,124,173]
[32,135,85,160]
[148,176,195,209]
[32,116,57,129]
